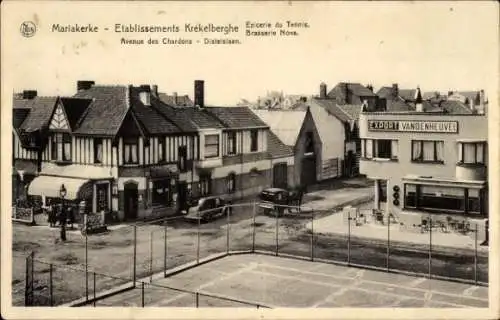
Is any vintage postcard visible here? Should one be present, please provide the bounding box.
[1,1,499,319]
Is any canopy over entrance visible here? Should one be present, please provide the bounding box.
[27,176,91,200]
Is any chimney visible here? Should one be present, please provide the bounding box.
[415,87,424,112]
[22,90,37,99]
[319,82,327,99]
[151,85,158,97]
[391,83,399,99]
[139,84,151,106]
[194,80,204,108]
[173,92,178,105]
[77,80,95,91]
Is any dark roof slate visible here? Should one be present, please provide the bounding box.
[206,107,268,129]
[337,104,362,120]
[174,107,225,129]
[439,100,473,114]
[18,97,58,132]
[267,130,294,159]
[158,93,194,107]
[312,99,352,122]
[13,108,31,130]
[328,82,376,99]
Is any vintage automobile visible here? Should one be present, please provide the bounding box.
[258,187,304,216]
[182,196,231,223]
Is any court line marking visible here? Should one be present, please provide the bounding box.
[246,269,479,308]
[463,286,479,297]
[256,262,488,303]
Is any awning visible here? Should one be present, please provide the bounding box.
[40,162,113,179]
[28,176,91,200]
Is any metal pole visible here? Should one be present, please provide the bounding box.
[195,292,199,308]
[93,272,96,307]
[474,223,478,284]
[347,211,351,265]
[428,214,432,279]
[226,206,230,253]
[149,231,153,283]
[133,225,137,286]
[85,232,88,301]
[252,202,256,252]
[387,212,390,272]
[310,212,314,262]
[275,210,279,256]
[49,264,53,307]
[197,212,201,264]
[141,282,145,307]
[163,219,167,277]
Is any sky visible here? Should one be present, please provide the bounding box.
[1,1,498,106]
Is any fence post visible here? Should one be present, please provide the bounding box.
[85,232,88,302]
[164,219,168,277]
[93,272,96,307]
[275,210,279,256]
[141,282,145,307]
[195,292,199,308]
[428,214,432,279]
[347,210,351,265]
[197,212,201,264]
[149,231,153,283]
[474,223,478,285]
[226,205,230,254]
[310,212,314,262]
[386,212,390,272]
[252,202,256,253]
[49,264,53,307]
[133,225,137,287]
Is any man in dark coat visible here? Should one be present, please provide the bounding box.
[59,203,67,241]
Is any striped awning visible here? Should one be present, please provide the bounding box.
[27,176,91,200]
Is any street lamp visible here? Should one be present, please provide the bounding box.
[60,184,67,241]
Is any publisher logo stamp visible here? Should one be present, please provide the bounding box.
[20,21,37,38]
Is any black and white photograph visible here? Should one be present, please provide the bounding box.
[1,1,498,319]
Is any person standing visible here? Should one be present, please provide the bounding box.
[59,203,67,241]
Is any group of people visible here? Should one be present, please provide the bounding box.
[45,199,76,229]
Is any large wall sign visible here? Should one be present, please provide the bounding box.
[368,120,458,133]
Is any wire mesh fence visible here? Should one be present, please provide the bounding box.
[21,201,489,306]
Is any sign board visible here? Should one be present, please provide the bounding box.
[368,120,458,133]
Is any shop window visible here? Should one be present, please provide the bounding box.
[123,137,139,164]
[458,142,486,165]
[199,174,211,196]
[152,179,171,206]
[226,173,236,194]
[204,134,219,158]
[250,130,258,152]
[227,131,237,155]
[94,138,103,164]
[404,183,485,216]
[411,140,444,163]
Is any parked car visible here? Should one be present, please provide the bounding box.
[183,196,231,223]
[258,186,305,216]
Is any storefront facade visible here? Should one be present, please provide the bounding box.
[359,112,488,229]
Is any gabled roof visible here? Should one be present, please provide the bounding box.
[59,97,93,130]
[206,106,268,129]
[385,99,414,112]
[328,82,376,99]
[17,96,58,132]
[158,93,194,107]
[311,98,352,122]
[336,104,363,121]
[452,91,480,101]
[73,86,129,136]
[13,108,31,131]
[252,109,306,146]
[399,89,417,102]
[376,87,393,100]
[149,98,198,132]
[173,107,225,129]
[439,100,473,114]
[267,130,294,159]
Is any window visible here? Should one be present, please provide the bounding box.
[178,146,187,172]
[404,183,485,216]
[305,132,314,154]
[152,179,171,206]
[204,134,219,158]
[411,140,444,163]
[123,137,139,164]
[94,138,103,164]
[158,137,165,162]
[250,130,258,152]
[51,133,72,161]
[361,139,397,160]
[458,142,486,165]
[227,131,237,155]
[199,174,211,196]
[226,173,236,193]
[96,183,108,212]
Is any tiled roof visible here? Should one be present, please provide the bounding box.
[252,109,306,146]
[174,107,225,129]
[158,93,194,107]
[337,104,363,120]
[454,91,480,101]
[17,97,58,132]
[149,98,198,132]
[376,86,393,99]
[312,98,352,122]
[385,99,414,112]
[399,89,417,101]
[267,130,294,159]
[206,107,268,129]
[328,82,376,99]
[73,86,129,136]
[13,108,31,130]
[439,100,473,114]
[59,98,93,130]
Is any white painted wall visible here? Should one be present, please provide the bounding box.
[309,102,346,161]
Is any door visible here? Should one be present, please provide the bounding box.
[273,163,288,189]
[123,182,138,221]
[177,181,188,213]
[301,156,317,188]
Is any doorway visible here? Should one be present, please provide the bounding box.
[273,163,288,189]
[123,181,138,221]
[177,181,188,213]
[301,156,317,188]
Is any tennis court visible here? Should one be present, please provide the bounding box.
[94,253,488,308]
